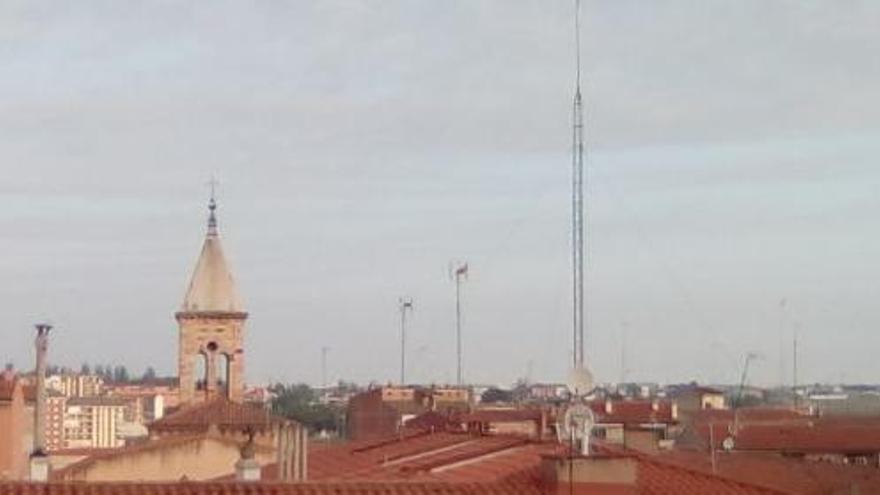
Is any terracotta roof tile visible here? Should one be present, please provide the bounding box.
[659,449,880,495]
[0,482,538,495]
[148,398,287,433]
[689,413,880,454]
[459,410,542,424]
[589,400,676,426]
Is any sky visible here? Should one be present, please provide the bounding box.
[1,1,879,388]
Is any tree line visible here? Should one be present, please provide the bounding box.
[42,363,163,384]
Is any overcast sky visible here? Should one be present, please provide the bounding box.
[1,1,879,388]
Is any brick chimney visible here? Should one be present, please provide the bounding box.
[29,323,52,482]
[541,453,637,495]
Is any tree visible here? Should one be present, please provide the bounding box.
[481,387,514,404]
[142,367,157,382]
[80,363,91,375]
[112,365,130,383]
[94,365,104,377]
[270,383,340,433]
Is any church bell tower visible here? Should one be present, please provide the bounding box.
[176,194,248,404]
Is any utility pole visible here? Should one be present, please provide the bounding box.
[398,297,413,385]
[778,298,787,388]
[321,346,329,389]
[619,321,628,385]
[793,327,799,409]
[452,262,468,386]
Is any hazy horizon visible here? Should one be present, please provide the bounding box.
[2,1,879,388]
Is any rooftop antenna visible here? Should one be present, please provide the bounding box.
[398,297,414,385]
[792,324,800,409]
[565,0,594,405]
[558,2,595,459]
[777,298,787,388]
[449,261,468,386]
[321,346,330,389]
[619,321,629,386]
[571,0,586,373]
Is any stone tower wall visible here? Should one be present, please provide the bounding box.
[177,312,247,404]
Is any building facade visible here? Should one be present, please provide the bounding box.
[63,397,128,449]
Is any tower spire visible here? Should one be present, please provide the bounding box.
[207,177,219,236]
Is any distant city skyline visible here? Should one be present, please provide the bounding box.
[2,1,879,387]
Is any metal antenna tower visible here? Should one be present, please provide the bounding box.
[398,297,413,384]
[571,0,586,370]
[451,261,468,386]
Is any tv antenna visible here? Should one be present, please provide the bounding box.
[570,0,587,374]
[398,297,414,384]
[449,260,468,386]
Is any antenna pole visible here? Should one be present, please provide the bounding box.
[792,328,799,409]
[456,272,463,386]
[321,346,329,389]
[778,298,787,387]
[399,298,413,384]
[620,321,628,384]
[452,262,468,386]
[709,420,717,474]
[571,0,586,370]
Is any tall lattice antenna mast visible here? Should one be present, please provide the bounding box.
[571,0,586,370]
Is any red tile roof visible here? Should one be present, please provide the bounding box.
[148,398,287,433]
[308,431,785,493]
[8,428,792,495]
[404,411,459,432]
[688,413,880,455]
[0,482,538,495]
[692,407,808,424]
[589,400,677,426]
[460,409,543,424]
[633,454,786,494]
[659,449,880,495]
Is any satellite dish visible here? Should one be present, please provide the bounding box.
[562,404,595,439]
[566,367,594,397]
[722,436,735,452]
[560,404,595,455]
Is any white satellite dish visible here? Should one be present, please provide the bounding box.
[560,404,595,455]
[566,366,594,397]
[722,436,735,452]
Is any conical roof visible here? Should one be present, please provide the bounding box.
[180,199,244,313]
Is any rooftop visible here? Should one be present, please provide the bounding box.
[148,397,287,434]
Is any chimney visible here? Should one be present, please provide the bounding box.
[276,422,308,481]
[235,428,261,482]
[541,453,637,495]
[30,323,52,482]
